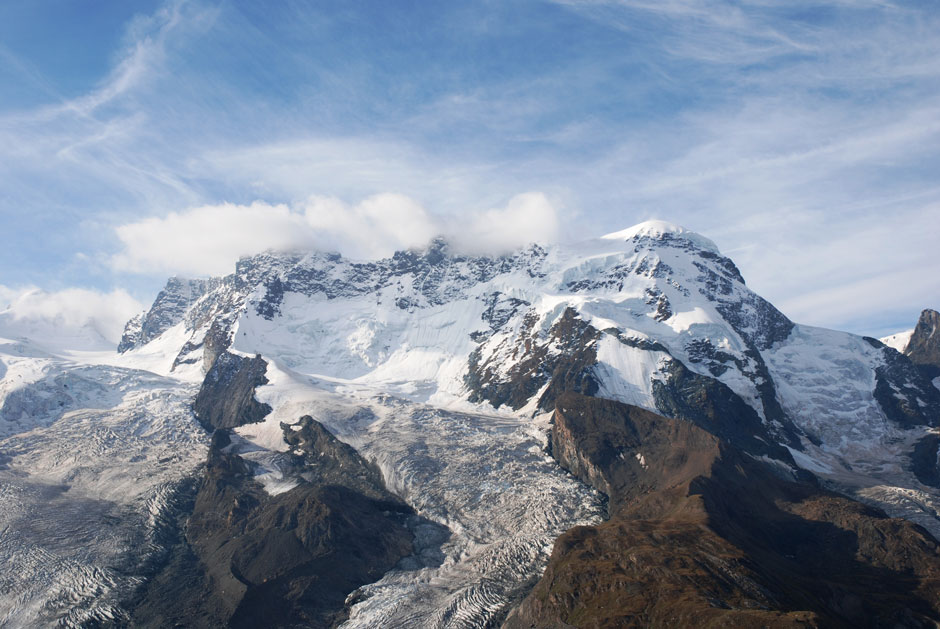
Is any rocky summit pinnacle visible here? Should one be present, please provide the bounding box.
[907,308,940,376]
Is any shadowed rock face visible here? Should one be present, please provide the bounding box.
[130,425,415,629]
[869,338,940,430]
[192,351,273,430]
[911,433,940,488]
[908,309,940,378]
[506,393,940,628]
[651,357,801,460]
[135,344,422,628]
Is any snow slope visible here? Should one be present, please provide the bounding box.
[881,329,914,352]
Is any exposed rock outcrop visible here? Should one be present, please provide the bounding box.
[652,357,801,458]
[118,277,214,353]
[506,393,940,628]
[908,309,940,379]
[866,336,940,429]
[466,307,600,412]
[131,423,415,628]
[911,432,940,489]
[192,351,272,431]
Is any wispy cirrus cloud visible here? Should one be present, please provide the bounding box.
[1,0,938,335]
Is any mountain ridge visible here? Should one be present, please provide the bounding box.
[117,223,939,460]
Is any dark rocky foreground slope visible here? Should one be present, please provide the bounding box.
[130,424,414,629]
[505,393,940,628]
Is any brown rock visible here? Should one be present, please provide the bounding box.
[506,393,940,628]
[907,308,940,376]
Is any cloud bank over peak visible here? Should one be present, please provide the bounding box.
[303,193,440,260]
[449,192,561,255]
[110,192,563,277]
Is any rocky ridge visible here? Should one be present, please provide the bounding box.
[907,309,940,379]
[507,393,940,627]
[130,422,415,628]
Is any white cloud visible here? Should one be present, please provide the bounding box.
[112,201,311,276]
[0,286,24,311]
[303,193,441,259]
[111,196,440,276]
[110,192,565,277]
[450,192,562,254]
[0,286,143,346]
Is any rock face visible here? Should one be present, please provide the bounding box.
[131,345,418,628]
[192,351,273,430]
[466,307,601,412]
[506,393,940,628]
[118,277,215,353]
[652,356,800,459]
[908,309,940,378]
[867,336,940,429]
[911,433,940,488]
[131,425,414,628]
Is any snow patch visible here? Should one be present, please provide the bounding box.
[880,329,913,353]
[593,335,662,410]
[600,220,720,254]
[784,445,833,474]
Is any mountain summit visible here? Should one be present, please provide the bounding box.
[600,219,722,253]
[908,309,940,375]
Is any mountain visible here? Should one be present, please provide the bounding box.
[3,221,940,626]
[907,309,940,378]
[507,393,940,627]
[881,308,940,393]
[117,219,940,488]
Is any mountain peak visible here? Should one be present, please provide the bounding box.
[600,220,720,254]
[907,308,940,375]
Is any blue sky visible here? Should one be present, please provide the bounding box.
[0,0,938,338]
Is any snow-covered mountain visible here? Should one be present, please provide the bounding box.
[3,220,940,626]
[120,219,940,473]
